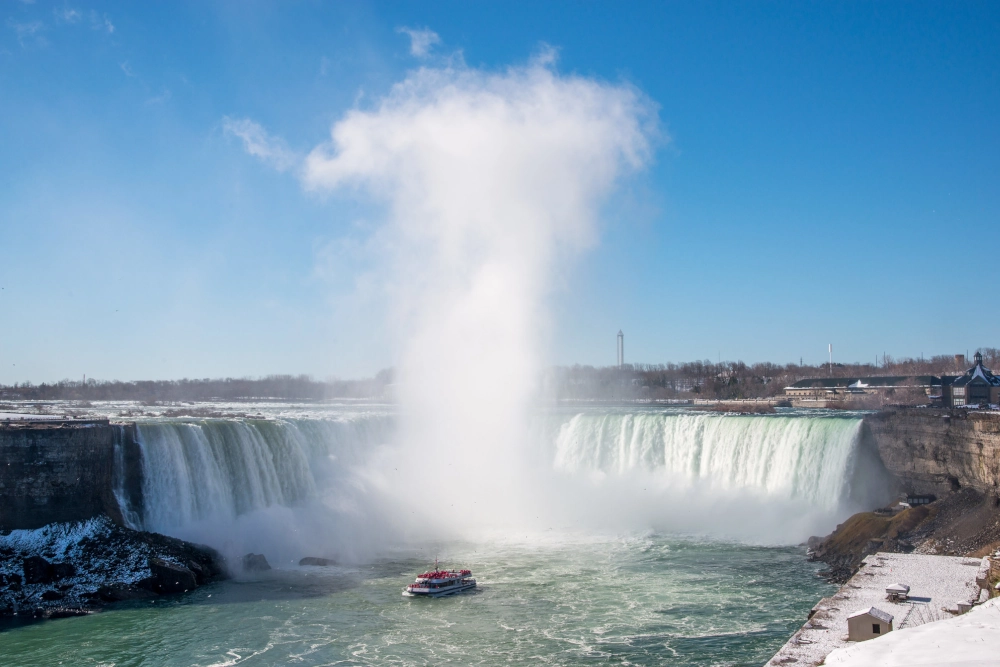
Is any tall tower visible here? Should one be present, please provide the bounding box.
[617,330,624,368]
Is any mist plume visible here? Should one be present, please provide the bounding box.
[305,56,656,534]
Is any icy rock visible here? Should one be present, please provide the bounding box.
[299,557,335,567]
[147,558,198,594]
[96,583,156,602]
[242,553,271,572]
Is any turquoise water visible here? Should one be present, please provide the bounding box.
[0,535,831,667]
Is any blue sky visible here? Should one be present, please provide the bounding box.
[1,1,998,383]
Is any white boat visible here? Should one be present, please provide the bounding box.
[402,566,476,597]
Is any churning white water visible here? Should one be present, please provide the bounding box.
[131,407,889,563]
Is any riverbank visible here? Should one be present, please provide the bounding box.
[807,488,1000,583]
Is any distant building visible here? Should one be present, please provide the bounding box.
[847,606,894,642]
[941,352,1000,407]
[784,376,941,400]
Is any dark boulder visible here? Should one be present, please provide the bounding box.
[242,553,271,572]
[23,556,54,584]
[52,562,77,579]
[146,558,198,594]
[97,583,157,602]
[299,557,335,567]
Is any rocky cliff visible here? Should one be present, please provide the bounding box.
[863,409,1000,496]
[0,420,143,532]
[810,409,1000,582]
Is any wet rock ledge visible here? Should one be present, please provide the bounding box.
[0,515,227,619]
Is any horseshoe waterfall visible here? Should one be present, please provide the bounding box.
[127,408,889,561]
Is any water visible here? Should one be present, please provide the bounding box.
[123,405,885,558]
[0,403,871,664]
[0,535,832,666]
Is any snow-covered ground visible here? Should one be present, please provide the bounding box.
[824,596,1000,666]
[766,552,990,666]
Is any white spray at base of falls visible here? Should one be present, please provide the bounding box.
[131,409,891,564]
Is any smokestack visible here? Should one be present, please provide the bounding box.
[828,344,832,376]
[617,330,624,368]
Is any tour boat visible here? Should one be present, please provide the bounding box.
[402,565,476,597]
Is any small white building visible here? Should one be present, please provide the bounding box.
[847,607,894,642]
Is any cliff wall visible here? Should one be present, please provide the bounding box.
[863,408,1000,497]
[0,421,143,531]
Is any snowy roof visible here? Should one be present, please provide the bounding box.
[886,583,910,593]
[848,606,894,624]
[950,360,1000,387]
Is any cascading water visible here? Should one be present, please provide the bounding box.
[128,408,890,562]
[133,414,398,564]
[552,412,865,509]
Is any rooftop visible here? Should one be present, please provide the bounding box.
[847,606,894,624]
[765,552,989,667]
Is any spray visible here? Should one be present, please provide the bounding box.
[305,55,655,535]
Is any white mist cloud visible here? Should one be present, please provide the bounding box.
[304,58,656,535]
[7,19,45,46]
[54,7,81,24]
[89,10,113,34]
[396,26,441,57]
[223,116,299,172]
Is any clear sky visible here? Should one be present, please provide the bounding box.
[1,1,998,383]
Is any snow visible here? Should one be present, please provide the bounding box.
[0,518,104,559]
[0,413,66,421]
[766,552,989,667]
[0,516,154,614]
[824,597,1000,666]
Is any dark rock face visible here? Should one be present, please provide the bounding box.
[299,557,335,567]
[23,556,54,585]
[242,553,271,571]
[0,515,228,618]
[864,409,1000,496]
[0,421,143,531]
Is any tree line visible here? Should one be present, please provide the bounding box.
[546,348,1000,401]
[1,349,995,403]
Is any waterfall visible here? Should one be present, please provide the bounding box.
[136,417,395,531]
[551,412,867,510]
[129,409,888,557]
